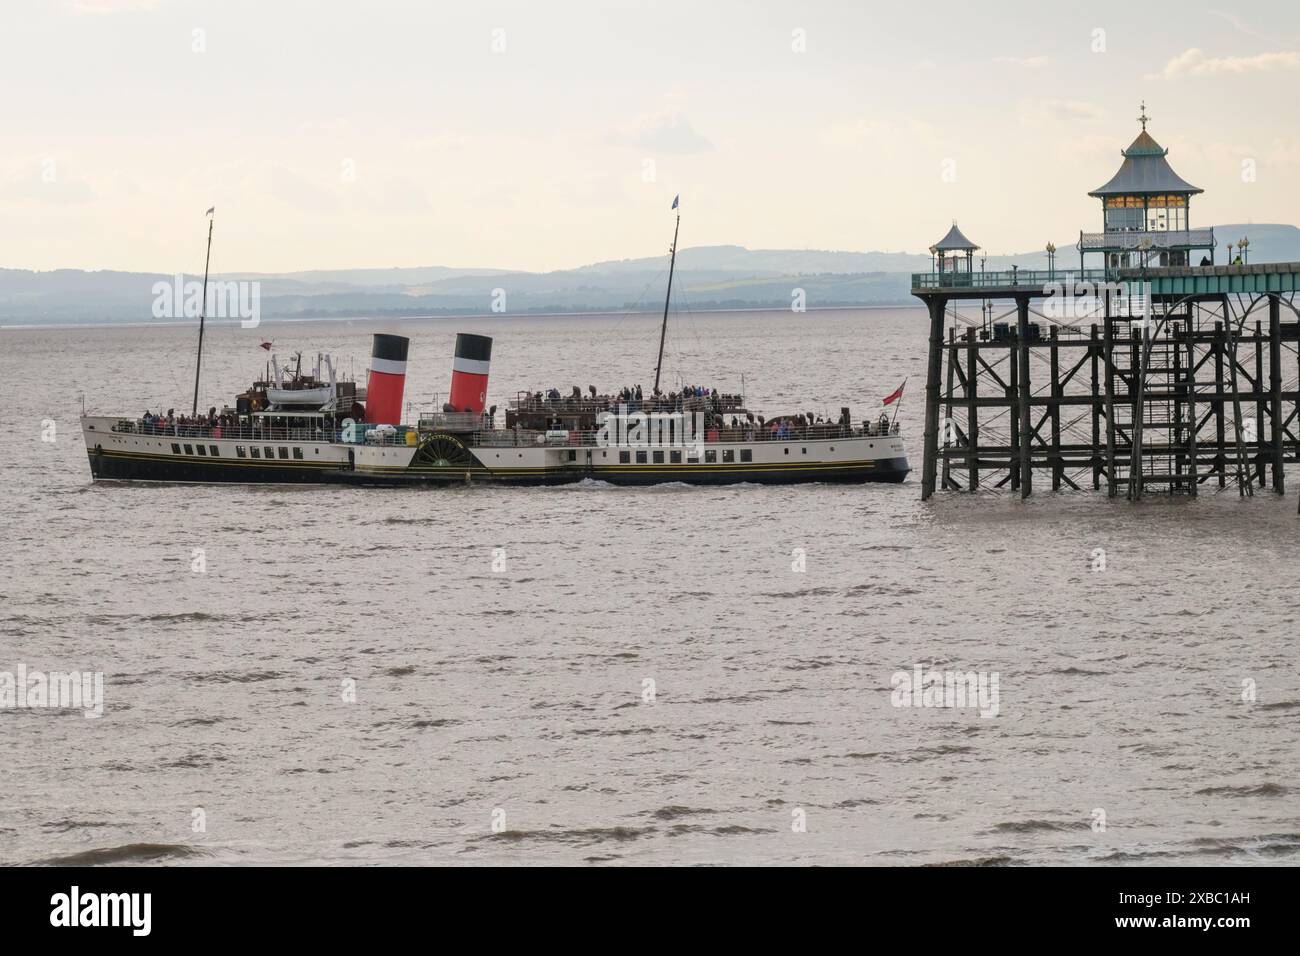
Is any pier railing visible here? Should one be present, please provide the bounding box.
[1078,228,1215,252]
[911,268,1113,291]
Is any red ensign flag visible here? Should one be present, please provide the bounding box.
[882,381,906,405]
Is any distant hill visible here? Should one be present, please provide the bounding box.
[4,223,1298,325]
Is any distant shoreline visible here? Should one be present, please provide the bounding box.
[0,302,923,331]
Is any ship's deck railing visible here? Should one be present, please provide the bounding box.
[469,420,900,448]
[109,416,901,448]
[107,420,413,446]
[508,394,746,416]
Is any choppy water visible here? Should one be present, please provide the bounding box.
[2,309,1298,866]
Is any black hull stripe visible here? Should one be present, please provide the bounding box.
[342,458,911,486]
[364,459,895,476]
[89,454,334,484]
[88,449,910,486]
[334,469,909,487]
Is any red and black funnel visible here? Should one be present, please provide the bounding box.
[366,333,409,425]
[449,333,492,414]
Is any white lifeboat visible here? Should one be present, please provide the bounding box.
[265,385,335,406]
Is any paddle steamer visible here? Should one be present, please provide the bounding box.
[80,209,910,486]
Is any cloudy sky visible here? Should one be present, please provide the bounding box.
[5,0,1300,273]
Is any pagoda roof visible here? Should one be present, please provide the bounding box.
[1088,128,1202,198]
[933,222,978,251]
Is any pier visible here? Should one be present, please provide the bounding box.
[912,112,1300,501]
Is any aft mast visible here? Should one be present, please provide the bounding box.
[192,207,215,417]
[653,195,681,395]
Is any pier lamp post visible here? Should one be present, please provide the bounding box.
[1046,242,1057,279]
[1137,237,1154,273]
[1239,236,1250,264]
[1136,238,1154,319]
[1227,242,1235,264]
[929,245,937,276]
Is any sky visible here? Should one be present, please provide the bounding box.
[5,0,1300,274]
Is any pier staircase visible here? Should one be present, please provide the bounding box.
[1110,318,1198,495]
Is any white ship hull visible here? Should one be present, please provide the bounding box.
[80,416,909,486]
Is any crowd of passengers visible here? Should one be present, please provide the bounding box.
[126,408,234,437]
[705,411,899,440]
[531,383,741,413]
[124,408,337,441]
[538,407,898,442]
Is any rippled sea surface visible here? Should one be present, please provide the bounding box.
[2,308,1298,866]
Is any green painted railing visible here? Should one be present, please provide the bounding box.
[912,263,1300,295]
[911,269,1113,290]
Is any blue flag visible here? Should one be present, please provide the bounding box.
[671,194,679,210]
